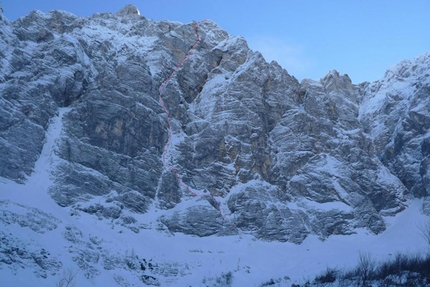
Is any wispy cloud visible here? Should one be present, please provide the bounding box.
[246,36,312,80]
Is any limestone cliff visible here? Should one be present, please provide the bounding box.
[1,5,429,246]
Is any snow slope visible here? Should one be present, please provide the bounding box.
[1,108,428,286]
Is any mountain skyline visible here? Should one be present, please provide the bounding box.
[3,1,430,83]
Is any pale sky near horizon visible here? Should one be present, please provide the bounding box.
[2,0,430,84]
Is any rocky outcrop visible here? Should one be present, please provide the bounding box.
[0,6,428,245]
[0,13,57,183]
[0,201,63,278]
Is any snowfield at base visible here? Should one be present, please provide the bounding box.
[0,109,429,286]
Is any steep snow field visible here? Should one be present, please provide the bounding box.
[0,108,428,286]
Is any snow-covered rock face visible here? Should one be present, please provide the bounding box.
[2,5,430,286]
[360,53,430,197]
[0,5,428,250]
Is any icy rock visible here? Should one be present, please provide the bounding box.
[0,231,62,278]
[116,5,140,16]
[157,170,181,209]
[160,205,236,237]
[0,200,61,233]
[227,183,311,243]
[422,197,430,215]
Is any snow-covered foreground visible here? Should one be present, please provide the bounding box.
[0,110,428,286]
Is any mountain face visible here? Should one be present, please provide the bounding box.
[1,4,430,285]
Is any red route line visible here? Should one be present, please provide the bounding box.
[158,20,236,229]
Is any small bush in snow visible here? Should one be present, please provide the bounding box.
[56,268,78,287]
[314,268,337,284]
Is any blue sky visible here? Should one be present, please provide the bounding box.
[3,0,430,83]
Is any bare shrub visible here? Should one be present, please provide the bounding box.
[357,252,375,286]
[418,220,430,247]
[56,268,78,287]
[314,268,338,284]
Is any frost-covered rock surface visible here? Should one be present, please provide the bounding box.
[1,4,430,286]
[360,54,430,198]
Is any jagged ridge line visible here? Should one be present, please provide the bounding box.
[157,20,234,225]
